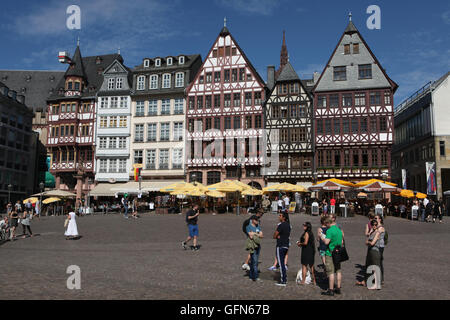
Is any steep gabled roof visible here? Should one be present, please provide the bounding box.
[313,19,398,93]
[276,62,300,82]
[65,46,86,79]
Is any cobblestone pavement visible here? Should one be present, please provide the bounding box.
[0,212,448,300]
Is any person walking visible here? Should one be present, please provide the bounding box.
[8,209,19,240]
[319,216,343,296]
[64,207,79,240]
[182,204,200,251]
[34,200,41,220]
[246,215,263,281]
[425,199,433,222]
[330,197,336,214]
[132,197,139,219]
[273,211,291,286]
[20,209,33,238]
[433,199,443,223]
[297,222,316,285]
[242,210,263,271]
[122,195,129,219]
[375,215,386,284]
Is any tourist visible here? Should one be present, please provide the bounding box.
[182,204,200,251]
[330,197,336,214]
[317,216,329,269]
[268,209,290,272]
[277,197,283,211]
[319,216,344,296]
[322,199,328,215]
[246,215,263,281]
[273,211,291,286]
[356,219,383,289]
[365,213,375,236]
[34,200,41,220]
[121,195,129,219]
[6,202,12,215]
[25,200,33,217]
[132,197,139,219]
[433,199,443,223]
[64,207,79,240]
[0,216,10,239]
[283,194,290,210]
[8,209,19,240]
[149,200,155,212]
[21,209,33,238]
[242,210,263,271]
[375,214,386,283]
[420,199,426,222]
[15,200,22,214]
[425,199,433,222]
[297,222,316,285]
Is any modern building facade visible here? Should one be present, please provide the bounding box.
[264,32,315,186]
[313,17,398,182]
[130,54,202,185]
[392,72,450,198]
[0,82,37,206]
[95,59,132,184]
[46,45,122,202]
[186,24,266,188]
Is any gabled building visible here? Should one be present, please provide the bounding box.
[313,16,398,182]
[186,23,266,188]
[264,32,314,186]
[46,45,122,203]
[95,59,133,184]
[129,54,201,190]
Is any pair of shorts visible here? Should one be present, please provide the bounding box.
[319,250,326,257]
[325,255,341,276]
[188,224,199,237]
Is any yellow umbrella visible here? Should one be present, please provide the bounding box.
[242,188,263,196]
[206,190,226,198]
[393,189,415,198]
[415,192,427,199]
[207,180,244,192]
[160,182,194,193]
[23,197,38,204]
[262,182,297,193]
[233,180,252,190]
[186,188,206,197]
[43,197,61,204]
[354,179,397,187]
[292,185,308,192]
[315,178,355,187]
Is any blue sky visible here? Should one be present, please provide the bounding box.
[0,0,449,104]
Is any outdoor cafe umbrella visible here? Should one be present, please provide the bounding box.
[207,180,245,193]
[205,190,226,198]
[309,179,354,192]
[42,197,61,204]
[160,182,194,193]
[354,179,397,187]
[315,178,355,187]
[262,182,297,193]
[357,192,368,198]
[23,197,38,204]
[242,188,263,196]
[393,189,415,198]
[357,181,399,193]
[32,190,76,198]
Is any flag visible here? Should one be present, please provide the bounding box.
[426,162,437,195]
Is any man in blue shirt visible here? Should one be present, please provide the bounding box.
[273,212,291,286]
[246,215,263,281]
[182,205,200,251]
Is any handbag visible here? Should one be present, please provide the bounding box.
[64,219,69,228]
[332,240,349,264]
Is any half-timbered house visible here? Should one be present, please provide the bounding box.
[313,16,398,182]
[46,45,122,202]
[185,22,266,188]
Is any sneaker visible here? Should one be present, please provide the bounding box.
[275,282,287,287]
[242,263,250,271]
[268,266,278,271]
[253,278,262,282]
[334,288,341,295]
[321,289,335,296]
[182,241,187,250]
[193,246,199,251]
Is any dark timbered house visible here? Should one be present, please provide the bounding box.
[313,17,398,182]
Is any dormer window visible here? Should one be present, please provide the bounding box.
[108,78,115,90]
[179,56,185,64]
[75,82,80,91]
[96,57,102,65]
[167,57,173,65]
[67,81,73,90]
[144,59,150,68]
[155,59,161,67]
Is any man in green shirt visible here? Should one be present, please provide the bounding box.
[319,215,344,296]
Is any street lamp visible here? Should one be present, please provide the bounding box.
[39,181,44,213]
[8,184,12,203]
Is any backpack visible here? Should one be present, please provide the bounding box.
[242,218,250,235]
[383,231,388,246]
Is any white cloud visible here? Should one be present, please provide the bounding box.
[215,0,280,16]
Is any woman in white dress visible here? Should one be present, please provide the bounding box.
[65,210,79,240]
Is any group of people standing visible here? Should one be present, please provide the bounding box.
[1,200,40,241]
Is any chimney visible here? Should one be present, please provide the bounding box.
[267,66,275,91]
[313,72,321,85]
[16,95,25,104]
[8,90,17,100]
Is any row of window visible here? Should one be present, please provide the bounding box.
[188,91,262,110]
[279,127,308,143]
[271,104,308,118]
[66,80,81,91]
[50,103,91,114]
[188,138,262,160]
[316,116,388,135]
[392,143,437,169]
[278,156,312,170]
[98,159,128,173]
[212,46,239,58]
[98,137,128,149]
[107,78,125,90]
[317,149,388,167]
[99,96,129,109]
[0,127,30,151]
[143,56,185,68]
[99,116,128,129]
[333,64,373,81]
[187,115,262,132]
[317,91,391,108]
[136,73,185,90]
[0,113,28,131]
[50,124,91,137]
[51,149,93,162]
[133,148,183,170]
[135,99,184,116]
[134,122,184,142]
[198,68,253,84]
[343,43,360,55]
[0,151,29,172]
[276,82,301,95]
[394,107,431,145]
